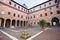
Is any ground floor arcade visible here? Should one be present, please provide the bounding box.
[0,18,28,28]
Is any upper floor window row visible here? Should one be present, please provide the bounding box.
[9,1,27,12]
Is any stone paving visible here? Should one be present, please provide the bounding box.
[32,27,60,40]
[1,26,41,40]
[0,31,12,40]
[0,26,60,40]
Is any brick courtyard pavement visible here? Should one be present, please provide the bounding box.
[0,31,11,40]
[32,27,60,40]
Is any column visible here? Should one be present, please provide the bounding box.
[3,19,6,28]
[15,20,17,27]
[0,19,2,27]
[18,21,20,27]
[19,21,20,27]
[10,20,12,28]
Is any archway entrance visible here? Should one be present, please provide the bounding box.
[12,20,15,27]
[51,17,59,26]
[17,20,19,27]
[21,21,23,27]
[0,18,4,28]
[24,21,25,26]
[5,19,11,27]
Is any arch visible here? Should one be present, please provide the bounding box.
[5,19,11,27]
[24,21,25,26]
[51,17,59,26]
[0,18,4,28]
[21,21,23,26]
[17,20,19,27]
[12,20,15,26]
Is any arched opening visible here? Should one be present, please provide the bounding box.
[21,21,23,27]
[24,21,25,26]
[5,19,11,27]
[0,18,4,28]
[51,17,59,26]
[17,20,19,27]
[12,20,15,27]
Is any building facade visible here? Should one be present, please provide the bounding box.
[0,0,60,28]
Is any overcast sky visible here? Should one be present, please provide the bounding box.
[14,0,48,8]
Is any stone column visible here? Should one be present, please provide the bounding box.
[3,19,6,28]
[15,20,17,27]
[10,20,12,28]
[19,21,20,27]
[19,21,21,27]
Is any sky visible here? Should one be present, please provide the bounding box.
[14,0,48,8]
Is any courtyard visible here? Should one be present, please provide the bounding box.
[0,26,41,40]
[0,26,60,40]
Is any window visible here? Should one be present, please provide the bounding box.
[14,4,16,7]
[34,15,35,18]
[26,17,27,19]
[34,22,35,24]
[49,2,51,5]
[13,13,16,17]
[31,10,32,12]
[8,12,10,15]
[31,23,32,24]
[18,15,20,17]
[21,7,23,10]
[45,13,47,16]
[50,7,52,10]
[18,6,20,9]
[28,17,29,19]
[24,9,25,11]
[56,5,59,8]
[57,10,60,14]
[45,9,47,11]
[50,12,53,14]
[40,6,41,8]
[9,2,11,5]
[31,16,32,18]
[55,0,58,3]
[44,4,46,7]
[21,15,23,18]
[40,14,42,17]
[33,8,35,11]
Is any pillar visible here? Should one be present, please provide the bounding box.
[3,19,6,28]
[15,20,17,27]
[10,20,12,28]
